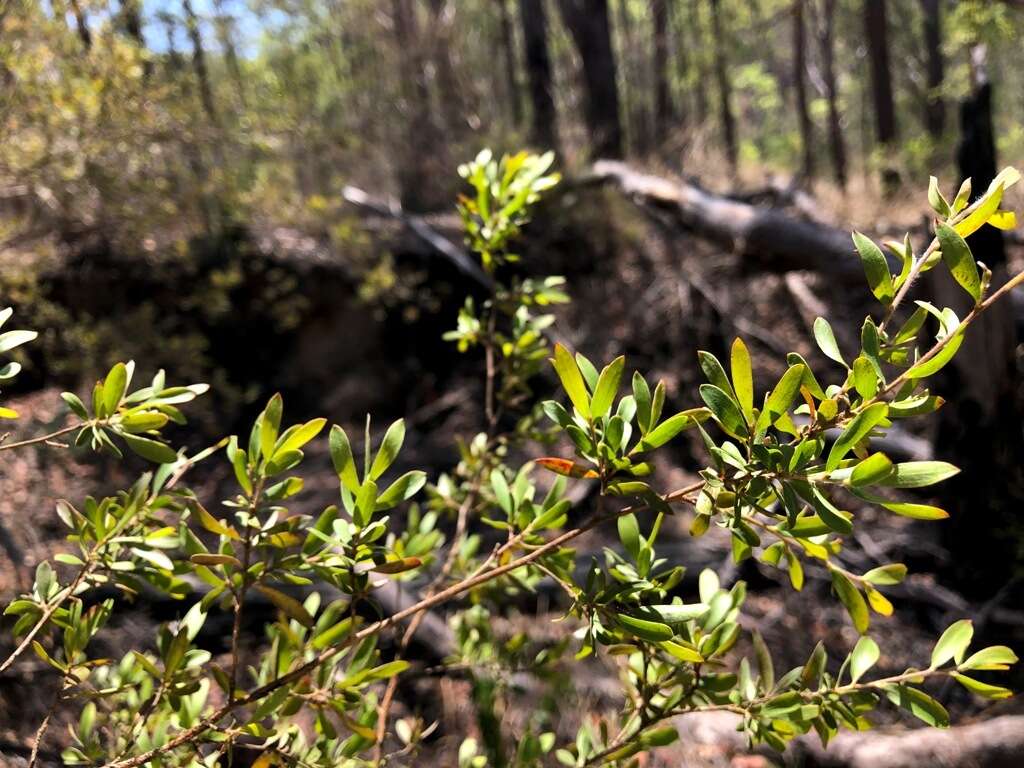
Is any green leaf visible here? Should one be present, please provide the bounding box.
[755,364,805,433]
[376,471,427,510]
[0,329,37,354]
[931,619,973,668]
[121,433,178,464]
[260,394,284,461]
[647,603,709,626]
[889,686,949,727]
[862,563,907,585]
[959,645,1018,671]
[936,223,981,302]
[255,584,314,628]
[551,344,591,418]
[632,372,652,434]
[811,488,852,534]
[813,317,846,366]
[730,338,754,423]
[849,453,894,487]
[849,636,880,683]
[617,513,641,561]
[61,392,89,419]
[697,350,736,398]
[907,331,964,379]
[879,461,959,488]
[491,469,512,515]
[928,176,951,217]
[660,641,703,662]
[590,356,625,419]
[851,356,878,399]
[276,418,327,455]
[312,617,356,650]
[699,384,747,438]
[954,182,1004,239]
[616,613,673,642]
[952,673,1014,699]
[880,501,948,520]
[102,362,128,417]
[853,232,894,305]
[330,425,359,489]
[370,419,405,481]
[631,408,710,453]
[832,571,869,634]
[365,660,411,681]
[825,403,888,472]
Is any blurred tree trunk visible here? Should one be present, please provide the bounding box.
[497,0,523,128]
[518,0,558,151]
[425,0,466,136]
[709,0,737,173]
[182,0,220,129]
[666,0,689,132]
[934,44,1023,596]
[392,0,448,211]
[689,0,709,124]
[793,0,815,181]
[815,0,847,188]
[650,0,673,146]
[556,0,624,159]
[614,0,647,155]
[66,0,92,49]
[116,0,145,45]
[920,0,946,139]
[863,0,898,190]
[212,0,248,108]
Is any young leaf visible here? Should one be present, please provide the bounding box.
[959,645,1018,672]
[329,425,359,490]
[928,176,951,217]
[853,232,894,305]
[631,408,710,453]
[879,461,959,488]
[535,457,598,479]
[825,403,888,471]
[632,372,652,434]
[256,584,315,628]
[931,619,973,668]
[370,419,405,481]
[849,636,880,683]
[590,356,625,419]
[550,344,591,418]
[851,356,878,399]
[813,317,846,366]
[755,364,805,433]
[730,338,754,423]
[617,513,641,561]
[102,362,128,417]
[952,673,1014,699]
[832,571,869,634]
[849,453,894,487]
[936,223,981,302]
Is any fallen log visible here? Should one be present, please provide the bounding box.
[586,160,864,279]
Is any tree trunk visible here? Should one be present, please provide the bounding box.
[817,0,847,188]
[212,0,248,108]
[793,0,815,180]
[666,0,689,131]
[425,0,466,136]
[182,0,220,129]
[709,0,737,173]
[116,0,145,46]
[650,0,672,145]
[67,0,92,49]
[936,46,1023,597]
[497,0,523,128]
[518,0,558,151]
[614,0,647,155]
[920,0,945,139]
[863,0,898,190]
[556,0,624,159]
[391,0,448,211]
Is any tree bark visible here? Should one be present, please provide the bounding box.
[391,0,448,211]
[182,0,220,129]
[212,0,248,108]
[793,0,815,180]
[556,0,624,159]
[650,0,673,145]
[709,0,738,173]
[587,160,862,279]
[67,0,92,49]
[518,0,558,151]
[497,0,523,127]
[689,0,710,123]
[816,0,847,188]
[863,0,898,190]
[425,0,466,136]
[936,45,1023,597]
[920,0,946,139]
[666,0,690,130]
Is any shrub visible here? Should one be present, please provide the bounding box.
[1,154,1021,767]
